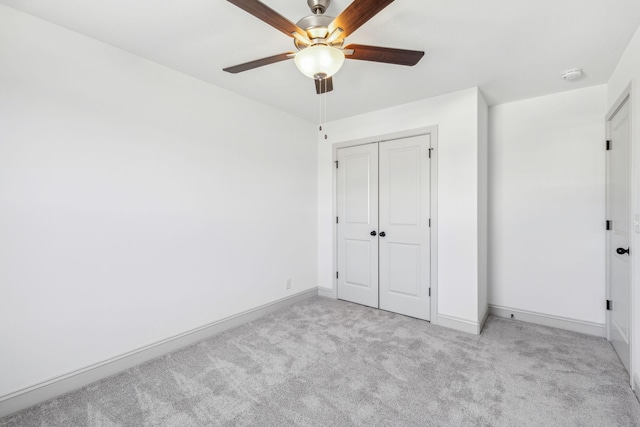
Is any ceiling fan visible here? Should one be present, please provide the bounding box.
[223,0,425,94]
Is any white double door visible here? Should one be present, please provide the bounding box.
[336,135,431,320]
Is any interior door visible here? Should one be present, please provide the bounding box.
[379,135,431,320]
[336,144,379,308]
[607,96,631,373]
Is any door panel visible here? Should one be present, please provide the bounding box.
[379,135,431,320]
[607,97,631,372]
[387,149,420,225]
[337,144,379,308]
[386,243,420,296]
[345,239,373,287]
[345,154,373,224]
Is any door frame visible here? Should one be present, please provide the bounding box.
[332,126,439,323]
[605,83,633,385]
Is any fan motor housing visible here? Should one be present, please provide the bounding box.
[295,14,344,49]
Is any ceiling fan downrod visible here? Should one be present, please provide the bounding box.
[308,0,330,15]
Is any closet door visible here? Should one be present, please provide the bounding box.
[336,144,379,308]
[378,135,431,320]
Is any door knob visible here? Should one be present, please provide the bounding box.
[617,247,630,255]
[370,231,377,236]
[379,231,386,237]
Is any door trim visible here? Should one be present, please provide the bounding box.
[605,83,633,385]
[332,126,439,323]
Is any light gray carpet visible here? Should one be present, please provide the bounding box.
[2,296,639,426]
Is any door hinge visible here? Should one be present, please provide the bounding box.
[428,148,433,158]
[606,220,612,230]
[336,271,339,279]
[336,216,339,224]
[428,288,431,297]
[606,140,612,151]
[606,300,612,311]
[335,160,339,168]
[428,218,431,228]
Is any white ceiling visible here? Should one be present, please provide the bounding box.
[2,0,640,122]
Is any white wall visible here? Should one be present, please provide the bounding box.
[0,5,317,399]
[318,88,484,326]
[489,85,606,325]
[607,24,640,387]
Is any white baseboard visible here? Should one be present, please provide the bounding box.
[0,288,318,419]
[437,314,481,335]
[489,304,605,337]
[317,286,337,299]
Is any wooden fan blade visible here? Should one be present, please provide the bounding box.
[315,77,334,94]
[344,44,424,66]
[328,0,395,38]
[227,0,306,38]
[223,52,294,73]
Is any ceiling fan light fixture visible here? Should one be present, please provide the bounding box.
[294,45,345,79]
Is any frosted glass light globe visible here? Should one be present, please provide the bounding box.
[294,45,345,79]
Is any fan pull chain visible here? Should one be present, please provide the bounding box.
[318,84,322,133]
[318,80,328,140]
[323,88,327,137]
